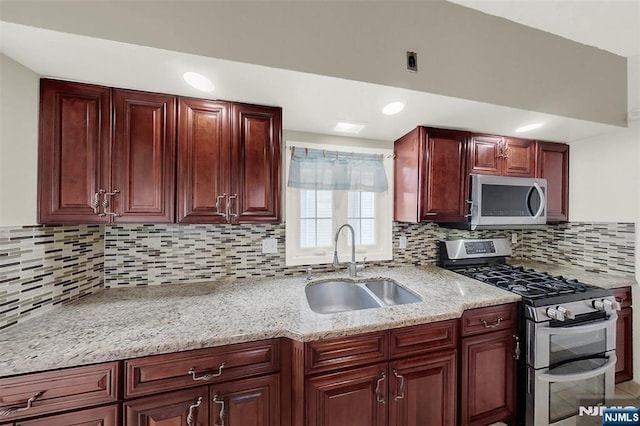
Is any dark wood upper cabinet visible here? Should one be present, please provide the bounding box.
[38,79,112,224]
[394,127,468,223]
[536,141,569,222]
[39,79,282,225]
[231,103,282,224]
[112,89,176,223]
[469,134,535,177]
[176,101,281,224]
[177,98,231,223]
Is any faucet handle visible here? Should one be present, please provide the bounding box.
[356,257,367,272]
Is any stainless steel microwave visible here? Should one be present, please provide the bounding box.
[468,174,547,230]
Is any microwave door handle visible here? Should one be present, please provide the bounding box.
[537,354,617,383]
[527,182,546,219]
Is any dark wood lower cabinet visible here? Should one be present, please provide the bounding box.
[460,329,516,426]
[306,363,387,426]
[615,307,634,383]
[15,404,119,426]
[389,350,457,426]
[210,374,280,426]
[124,386,209,426]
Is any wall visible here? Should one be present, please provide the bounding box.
[0,53,39,226]
[0,1,627,126]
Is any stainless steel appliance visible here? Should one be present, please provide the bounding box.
[465,174,547,230]
[439,238,620,426]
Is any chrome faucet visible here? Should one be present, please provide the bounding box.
[332,224,365,277]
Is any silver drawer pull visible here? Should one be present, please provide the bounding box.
[0,391,44,416]
[375,372,386,404]
[392,370,405,400]
[213,394,225,426]
[186,396,203,426]
[480,317,503,329]
[188,363,225,381]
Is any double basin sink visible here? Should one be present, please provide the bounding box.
[305,278,422,314]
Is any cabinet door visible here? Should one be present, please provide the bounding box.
[615,307,634,383]
[306,363,387,426]
[460,329,516,426]
[177,98,231,223]
[38,79,111,224]
[468,135,502,176]
[15,404,119,426]
[536,142,569,222]
[420,130,467,222]
[230,104,281,224]
[502,137,535,177]
[112,89,176,223]
[124,386,209,426]
[389,350,457,426]
[210,374,280,426]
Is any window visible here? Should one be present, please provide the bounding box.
[285,141,393,266]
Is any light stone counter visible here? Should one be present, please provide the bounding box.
[0,266,519,377]
[509,260,638,290]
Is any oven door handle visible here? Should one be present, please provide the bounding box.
[538,354,617,383]
[538,313,617,335]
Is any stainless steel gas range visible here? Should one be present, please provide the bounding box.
[439,238,620,426]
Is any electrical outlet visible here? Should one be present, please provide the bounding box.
[399,236,407,249]
[511,232,518,244]
[262,238,278,254]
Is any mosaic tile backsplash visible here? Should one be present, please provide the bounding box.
[0,225,104,329]
[0,221,635,329]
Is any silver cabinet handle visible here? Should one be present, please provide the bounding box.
[392,370,405,400]
[91,190,106,216]
[226,194,238,220]
[215,193,227,218]
[513,335,521,360]
[480,317,503,329]
[188,363,225,381]
[102,189,121,217]
[0,391,44,416]
[424,212,437,216]
[375,372,386,404]
[213,394,225,426]
[186,396,203,426]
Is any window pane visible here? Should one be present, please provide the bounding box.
[361,193,375,217]
[348,192,360,217]
[300,190,316,218]
[361,219,375,245]
[317,219,333,247]
[316,190,332,217]
[347,219,360,245]
[300,218,315,248]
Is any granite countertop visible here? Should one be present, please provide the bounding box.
[509,260,638,290]
[0,265,519,377]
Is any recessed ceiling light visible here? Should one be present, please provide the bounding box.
[334,121,367,134]
[515,122,543,133]
[183,72,215,92]
[382,102,405,115]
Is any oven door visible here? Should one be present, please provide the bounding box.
[527,352,617,426]
[528,313,617,369]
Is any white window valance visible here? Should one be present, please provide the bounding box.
[287,147,389,193]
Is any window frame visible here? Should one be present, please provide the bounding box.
[284,140,394,266]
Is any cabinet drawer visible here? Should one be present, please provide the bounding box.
[14,404,119,426]
[305,331,388,375]
[125,339,279,397]
[612,287,632,308]
[461,304,517,337]
[389,320,457,359]
[0,362,120,422]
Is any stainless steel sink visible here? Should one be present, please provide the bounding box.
[305,279,422,314]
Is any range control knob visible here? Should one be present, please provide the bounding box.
[546,307,565,321]
[556,306,575,320]
[603,299,621,311]
[593,299,621,312]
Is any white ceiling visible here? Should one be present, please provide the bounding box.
[449,0,640,58]
[1,0,636,144]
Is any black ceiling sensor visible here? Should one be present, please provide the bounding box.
[406,51,417,72]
